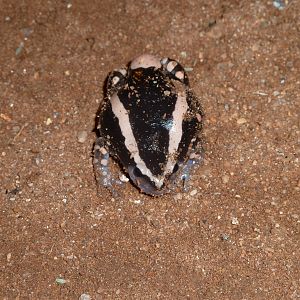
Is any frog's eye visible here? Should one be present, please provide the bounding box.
[106,69,127,96]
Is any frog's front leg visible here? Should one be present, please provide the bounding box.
[180,137,204,192]
[93,137,123,195]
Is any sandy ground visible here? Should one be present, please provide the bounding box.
[0,1,299,299]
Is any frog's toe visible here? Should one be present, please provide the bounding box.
[94,148,109,185]
[180,159,196,191]
[93,138,112,186]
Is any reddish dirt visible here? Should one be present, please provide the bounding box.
[1,1,299,299]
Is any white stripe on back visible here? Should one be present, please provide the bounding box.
[110,93,164,187]
[165,91,188,174]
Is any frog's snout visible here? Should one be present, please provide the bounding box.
[127,165,164,196]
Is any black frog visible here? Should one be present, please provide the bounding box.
[94,54,204,196]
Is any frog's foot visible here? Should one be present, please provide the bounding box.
[180,158,198,192]
[160,57,189,85]
[93,137,124,197]
[180,139,204,192]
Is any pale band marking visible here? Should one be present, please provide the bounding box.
[110,93,164,187]
[165,91,188,175]
[167,61,178,73]
[175,71,184,80]
[130,54,162,70]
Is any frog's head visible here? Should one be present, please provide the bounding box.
[127,165,166,196]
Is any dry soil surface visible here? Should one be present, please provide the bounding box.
[0,1,299,299]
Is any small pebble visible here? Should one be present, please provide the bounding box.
[35,156,42,165]
[273,0,288,10]
[46,118,53,125]
[7,253,12,262]
[198,52,204,61]
[220,233,230,241]
[119,174,129,182]
[132,199,141,204]
[190,189,197,196]
[222,175,229,184]
[231,217,239,225]
[0,113,12,121]
[56,277,66,285]
[15,42,24,56]
[237,118,247,125]
[79,294,91,300]
[180,51,187,58]
[53,111,60,118]
[33,72,39,80]
[174,193,183,201]
[77,131,88,143]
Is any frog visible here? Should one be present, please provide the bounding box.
[94,54,204,196]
